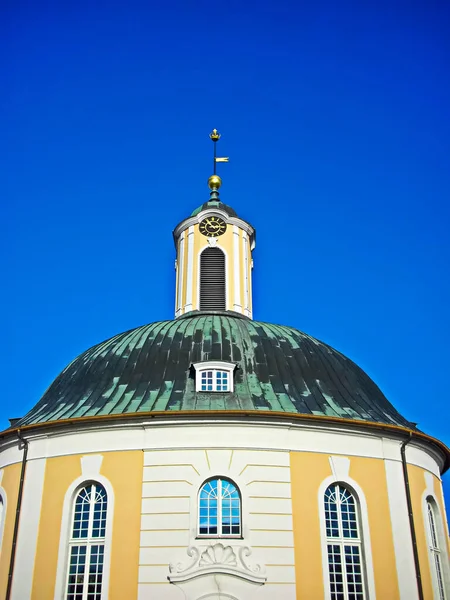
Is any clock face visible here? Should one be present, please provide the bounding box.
[199,216,227,237]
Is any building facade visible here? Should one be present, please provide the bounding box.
[0,137,449,600]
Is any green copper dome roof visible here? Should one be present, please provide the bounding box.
[16,314,413,428]
[191,201,238,217]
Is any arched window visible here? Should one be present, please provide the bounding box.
[198,478,241,537]
[426,497,447,600]
[66,483,108,600]
[200,247,226,310]
[324,483,366,600]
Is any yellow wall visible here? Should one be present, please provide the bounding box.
[290,452,327,599]
[291,452,400,600]
[176,219,254,315]
[31,450,143,600]
[407,464,444,600]
[350,457,399,599]
[0,463,21,600]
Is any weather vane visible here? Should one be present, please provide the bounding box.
[209,129,229,176]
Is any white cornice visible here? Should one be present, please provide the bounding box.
[0,415,446,475]
[173,209,255,243]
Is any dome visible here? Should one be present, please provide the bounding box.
[191,201,238,217]
[17,313,413,428]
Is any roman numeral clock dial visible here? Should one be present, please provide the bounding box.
[199,216,227,237]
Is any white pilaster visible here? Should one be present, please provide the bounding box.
[233,226,242,313]
[176,232,185,317]
[185,226,195,312]
[384,458,419,599]
[242,232,250,317]
[11,457,47,600]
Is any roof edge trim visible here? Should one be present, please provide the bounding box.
[1,410,448,472]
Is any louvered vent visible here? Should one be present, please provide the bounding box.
[200,247,226,310]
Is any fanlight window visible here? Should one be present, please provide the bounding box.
[199,478,241,537]
[193,361,235,393]
[66,483,107,600]
[324,483,366,600]
[200,247,226,311]
[426,498,447,600]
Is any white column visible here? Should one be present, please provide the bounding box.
[11,457,47,600]
[242,233,250,317]
[233,226,242,313]
[384,457,419,599]
[176,232,185,317]
[185,226,195,313]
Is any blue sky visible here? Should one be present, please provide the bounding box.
[2,1,449,501]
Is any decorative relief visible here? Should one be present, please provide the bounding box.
[207,237,218,247]
[168,543,266,584]
[199,544,236,567]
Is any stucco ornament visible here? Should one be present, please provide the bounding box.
[168,543,266,598]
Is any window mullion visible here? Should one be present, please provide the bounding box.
[88,484,96,540]
[218,479,222,537]
[337,486,349,600]
[82,544,92,600]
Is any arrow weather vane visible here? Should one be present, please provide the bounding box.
[209,129,229,175]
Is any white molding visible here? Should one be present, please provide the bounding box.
[10,458,47,600]
[0,423,445,480]
[242,233,250,318]
[384,459,418,599]
[81,453,103,475]
[176,231,185,317]
[233,226,242,313]
[0,481,7,555]
[54,455,115,600]
[173,211,255,241]
[421,474,450,599]
[185,226,195,312]
[328,455,350,479]
[318,460,377,600]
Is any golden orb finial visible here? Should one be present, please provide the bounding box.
[209,128,221,142]
[208,174,222,191]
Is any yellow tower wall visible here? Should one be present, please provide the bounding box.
[175,217,254,318]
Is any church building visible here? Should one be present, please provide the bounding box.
[0,131,449,600]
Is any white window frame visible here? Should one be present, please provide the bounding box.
[197,477,242,538]
[65,483,108,600]
[318,473,376,600]
[193,361,235,393]
[323,483,367,600]
[54,474,114,600]
[424,495,450,600]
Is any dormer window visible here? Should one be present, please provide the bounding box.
[193,361,235,393]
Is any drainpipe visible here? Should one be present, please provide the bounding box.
[5,430,29,600]
[400,432,424,600]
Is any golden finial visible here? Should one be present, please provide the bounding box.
[208,174,222,191]
[209,128,221,142]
